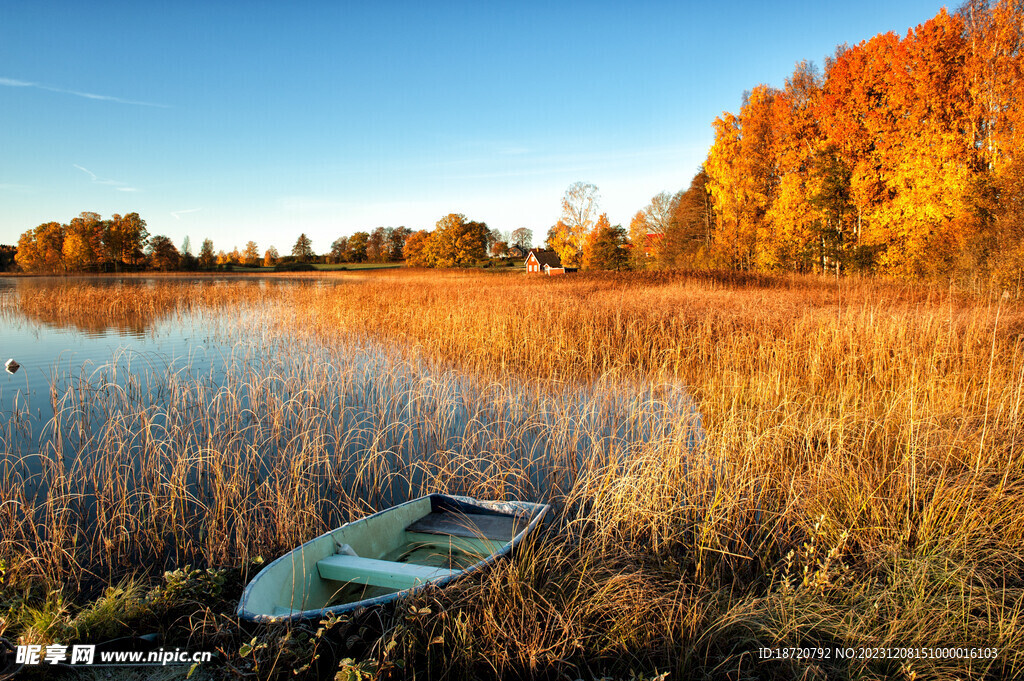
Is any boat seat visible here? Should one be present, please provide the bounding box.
[316,555,459,590]
[405,512,523,542]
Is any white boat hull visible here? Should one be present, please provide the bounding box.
[237,494,549,622]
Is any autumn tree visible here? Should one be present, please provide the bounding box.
[387,227,412,261]
[329,237,349,263]
[63,212,105,271]
[108,213,149,269]
[347,232,369,263]
[147,235,180,271]
[958,0,1024,283]
[63,222,93,272]
[763,61,824,271]
[421,214,488,267]
[546,220,578,266]
[14,230,40,272]
[292,233,314,262]
[983,156,1024,290]
[263,246,279,267]
[551,182,600,267]
[965,0,1024,286]
[812,12,977,276]
[242,241,260,267]
[198,239,215,269]
[706,85,778,270]
[367,227,388,262]
[62,231,91,271]
[582,214,629,271]
[961,0,1023,177]
[818,38,892,257]
[880,10,974,275]
[101,217,124,270]
[36,222,66,272]
[16,222,65,273]
[661,168,716,268]
[403,230,432,266]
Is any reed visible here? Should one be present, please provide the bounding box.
[0,270,1021,679]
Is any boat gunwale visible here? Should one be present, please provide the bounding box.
[236,493,549,623]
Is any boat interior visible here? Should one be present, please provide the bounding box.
[248,496,534,618]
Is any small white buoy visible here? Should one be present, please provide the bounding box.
[5,359,19,374]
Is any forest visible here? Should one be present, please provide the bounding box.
[668,0,1024,287]
[8,212,536,273]
[9,217,422,273]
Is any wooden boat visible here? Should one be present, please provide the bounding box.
[237,494,550,622]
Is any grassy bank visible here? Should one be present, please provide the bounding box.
[1,270,1021,679]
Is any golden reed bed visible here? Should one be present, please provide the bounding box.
[1,269,1021,679]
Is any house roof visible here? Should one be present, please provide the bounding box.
[527,250,562,268]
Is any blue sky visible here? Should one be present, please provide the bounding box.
[2,1,950,254]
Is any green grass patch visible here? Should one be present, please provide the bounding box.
[312,262,403,271]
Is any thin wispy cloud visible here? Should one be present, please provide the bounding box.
[1,77,169,108]
[170,208,202,220]
[74,164,139,193]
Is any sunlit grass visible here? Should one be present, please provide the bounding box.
[0,270,1022,679]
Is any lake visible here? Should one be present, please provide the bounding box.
[0,276,704,577]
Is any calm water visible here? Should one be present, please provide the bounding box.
[0,278,265,456]
[0,277,704,506]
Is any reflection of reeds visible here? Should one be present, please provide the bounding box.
[4,277,290,335]
[2,270,1023,678]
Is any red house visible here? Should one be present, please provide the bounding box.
[525,249,562,274]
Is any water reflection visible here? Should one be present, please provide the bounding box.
[0,276,300,337]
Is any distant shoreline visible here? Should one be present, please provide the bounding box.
[0,265,406,278]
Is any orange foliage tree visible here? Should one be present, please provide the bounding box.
[705,85,777,270]
[581,213,629,271]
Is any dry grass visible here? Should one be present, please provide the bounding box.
[1,269,1022,679]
